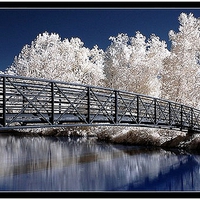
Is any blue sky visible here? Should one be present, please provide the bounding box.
[0,4,200,71]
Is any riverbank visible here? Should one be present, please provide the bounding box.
[1,126,200,151]
[96,127,200,151]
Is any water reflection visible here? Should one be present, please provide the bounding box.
[0,135,199,191]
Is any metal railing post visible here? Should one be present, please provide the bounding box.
[137,95,139,124]
[22,86,25,113]
[51,82,54,125]
[87,86,90,124]
[180,105,183,131]
[154,98,157,125]
[59,93,61,114]
[2,76,6,127]
[115,90,118,124]
[190,108,193,129]
[169,102,171,126]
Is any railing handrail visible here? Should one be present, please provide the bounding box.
[0,74,196,111]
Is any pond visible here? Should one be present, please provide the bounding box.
[0,134,199,197]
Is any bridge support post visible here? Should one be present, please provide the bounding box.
[190,108,193,130]
[22,86,26,114]
[114,90,118,124]
[50,82,54,125]
[180,105,183,131]
[169,102,171,126]
[137,95,139,124]
[2,76,6,127]
[87,87,90,124]
[154,98,157,125]
[59,93,61,114]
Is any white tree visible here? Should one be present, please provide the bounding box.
[7,32,62,78]
[104,32,169,96]
[7,31,105,86]
[161,13,200,108]
[146,34,170,97]
[104,33,131,90]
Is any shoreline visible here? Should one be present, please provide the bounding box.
[1,127,200,153]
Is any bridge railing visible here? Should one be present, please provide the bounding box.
[0,74,200,132]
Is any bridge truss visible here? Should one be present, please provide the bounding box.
[0,74,200,133]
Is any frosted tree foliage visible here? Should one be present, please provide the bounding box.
[7,32,105,86]
[161,13,200,108]
[145,34,170,97]
[104,32,169,96]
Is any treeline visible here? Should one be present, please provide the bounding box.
[4,12,200,109]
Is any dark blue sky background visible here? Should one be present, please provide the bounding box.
[0,6,200,71]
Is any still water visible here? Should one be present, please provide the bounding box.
[0,134,200,191]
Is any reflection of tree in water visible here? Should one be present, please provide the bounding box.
[112,146,200,191]
[0,136,199,191]
[115,155,198,191]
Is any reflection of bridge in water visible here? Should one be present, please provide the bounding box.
[1,74,200,134]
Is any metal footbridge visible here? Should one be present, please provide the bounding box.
[0,74,200,133]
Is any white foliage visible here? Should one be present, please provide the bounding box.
[161,12,200,108]
[7,31,105,86]
[104,31,170,97]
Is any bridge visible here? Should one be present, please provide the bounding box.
[0,74,200,134]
